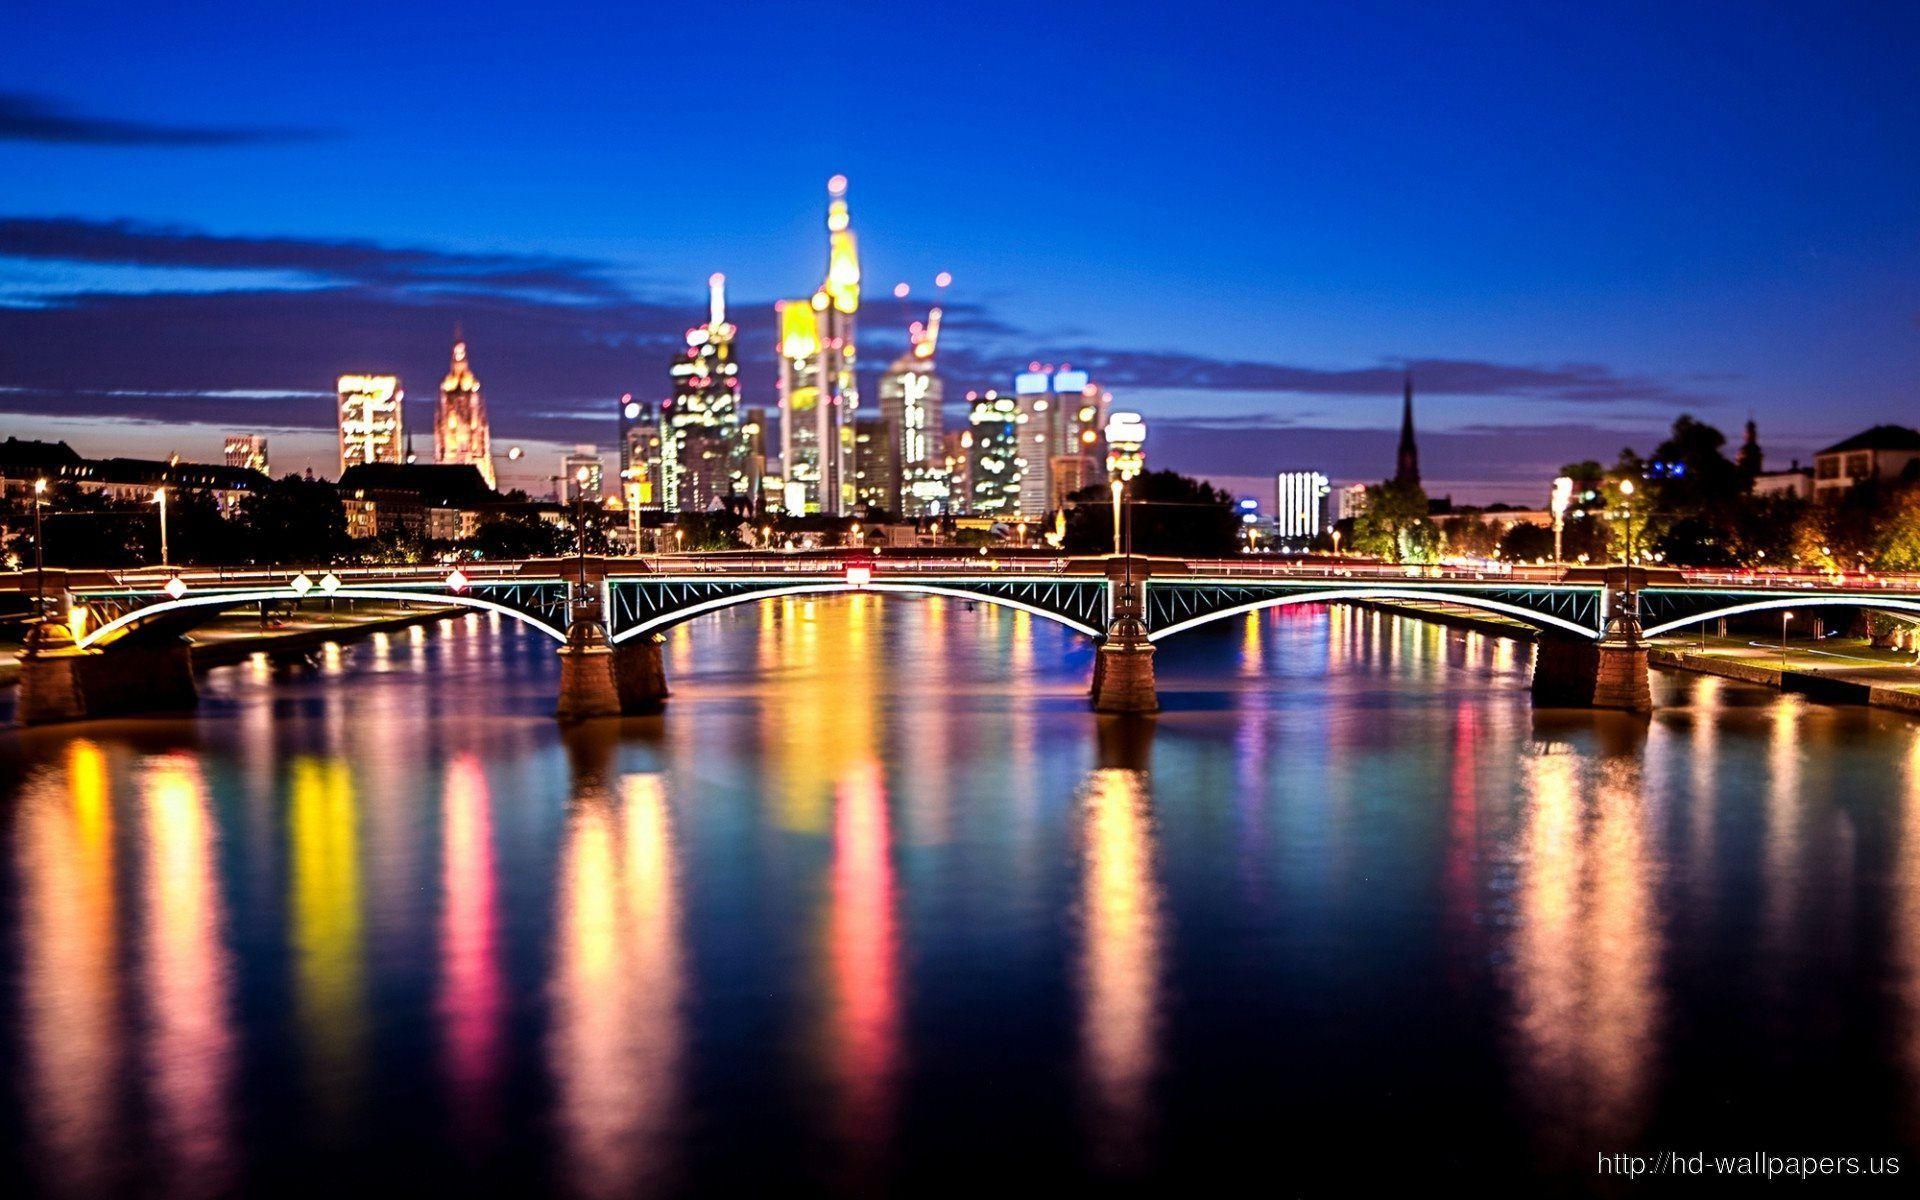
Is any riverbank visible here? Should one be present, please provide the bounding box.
[0,600,458,686]
[1648,635,1920,714]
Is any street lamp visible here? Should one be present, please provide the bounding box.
[1331,527,1342,558]
[1781,610,1794,669]
[1617,478,1636,566]
[31,477,47,618]
[1550,475,1573,566]
[153,484,170,567]
[1110,478,1124,555]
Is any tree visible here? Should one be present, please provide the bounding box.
[1498,522,1555,563]
[470,512,569,560]
[1352,478,1437,563]
[1062,469,1238,556]
[1875,485,1920,570]
[235,475,350,563]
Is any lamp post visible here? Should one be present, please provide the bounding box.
[31,477,47,618]
[1617,478,1636,566]
[1331,527,1342,558]
[154,484,170,567]
[1550,475,1573,566]
[1781,610,1794,670]
[572,466,590,584]
[1110,478,1124,554]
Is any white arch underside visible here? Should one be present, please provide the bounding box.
[610,581,1104,642]
[1639,595,1920,639]
[77,586,568,648]
[1145,587,1603,642]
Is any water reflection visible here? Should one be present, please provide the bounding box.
[15,741,122,1196]
[289,756,367,1130]
[550,742,686,1199]
[140,754,237,1194]
[1078,762,1163,1172]
[439,753,504,1149]
[824,761,902,1164]
[1510,747,1662,1156]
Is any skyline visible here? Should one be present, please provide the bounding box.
[3,1,1918,503]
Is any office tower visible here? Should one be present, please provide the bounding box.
[1011,365,1110,517]
[852,415,897,513]
[1395,372,1420,488]
[223,434,269,475]
[942,429,970,515]
[562,446,603,502]
[1337,482,1370,522]
[1275,471,1331,540]
[663,273,744,512]
[777,175,861,515]
[618,393,663,510]
[878,281,948,516]
[966,391,1022,515]
[338,374,404,475]
[436,334,497,488]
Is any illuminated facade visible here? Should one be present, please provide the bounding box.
[778,176,861,515]
[877,286,948,516]
[1013,366,1109,518]
[966,392,1022,516]
[223,434,269,475]
[435,336,496,489]
[1274,470,1331,540]
[1105,411,1146,482]
[562,447,603,502]
[618,393,663,512]
[852,416,897,513]
[338,375,405,475]
[663,274,744,512]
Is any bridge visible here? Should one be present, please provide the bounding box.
[10,553,1920,725]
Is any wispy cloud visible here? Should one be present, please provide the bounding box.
[0,217,623,303]
[0,91,327,147]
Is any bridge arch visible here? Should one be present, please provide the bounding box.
[1639,595,1920,639]
[608,581,1106,643]
[77,586,570,649]
[1144,586,1603,643]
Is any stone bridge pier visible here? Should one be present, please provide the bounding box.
[1531,574,1651,711]
[1092,559,1158,714]
[15,618,198,726]
[554,560,668,720]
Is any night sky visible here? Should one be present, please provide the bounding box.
[3,0,1916,504]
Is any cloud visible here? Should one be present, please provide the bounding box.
[0,216,623,302]
[0,91,326,146]
[1016,347,1706,403]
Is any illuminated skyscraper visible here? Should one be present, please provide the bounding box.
[1013,365,1109,517]
[618,393,663,511]
[967,391,1022,516]
[663,274,744,512]
[1275,470,1331,540]
[435,335,496,489]
[778,175,861,515]
[878,278,950,516]
[561,446,603,502]
[338,374,404,475]
[852,415,897,513]
[223,434,269,475]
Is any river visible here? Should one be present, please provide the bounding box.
[3,598,1918,1194]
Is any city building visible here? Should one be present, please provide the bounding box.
[1753,462,1814,499]
[877,284,947,516]
[663,274,745,512]
[941,429,970,515]
[1336,482,1370,523]
[852,415,897,513]
[0,438,269,510]
[223,434,269,475]
[1274,470,1331,541]
[435,335,496,489]
[966,391,1022,516]
[338,374,405,475]
[1009,366,1110,518]
[778,175,861,515]
[1395,372,1421,488]
[337,463,495,542]
[618,394,663,510]
[1812,426,1920,496]
[562,446,604,502]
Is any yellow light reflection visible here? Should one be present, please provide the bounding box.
[551,772,685,1198]
[1511,749,1660,1154]
[140,754,236,1192]
[823,762,900,1159]
[1078,766,1162,1171]
[15,740,122,1195]
[289,756,366,1128]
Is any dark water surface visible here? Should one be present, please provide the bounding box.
[3,599,1919,1195]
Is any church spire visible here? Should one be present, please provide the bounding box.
[1395,371,1421,488]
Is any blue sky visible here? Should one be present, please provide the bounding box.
[2,0,1916,502]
